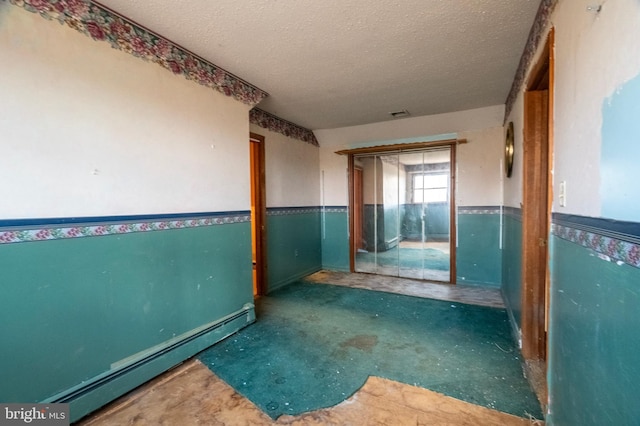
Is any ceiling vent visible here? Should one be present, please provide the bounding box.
[389,109,410,118]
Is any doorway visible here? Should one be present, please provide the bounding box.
[340,140,461,284]
[521,29,554,365]
[250,133,266,297]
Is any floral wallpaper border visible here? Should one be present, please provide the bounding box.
[323,206,348,214]
[552,223,640,269]
[504,0,558,120]
[499,208,639,268]
[502,206,523,221]
[0,213,250,245]
[250,108,319,147]
[458,206,501,215]
[7,0,268,106]
[266,207,321,216]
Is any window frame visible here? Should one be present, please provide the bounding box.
[411,171,450,204]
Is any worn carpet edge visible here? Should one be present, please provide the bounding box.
[77,359,544,426]
[278,376,544,425]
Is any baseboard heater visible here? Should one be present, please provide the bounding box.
[44,303,255,420]
[385,236,399,250]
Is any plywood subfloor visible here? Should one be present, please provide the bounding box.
[77,359,543,426]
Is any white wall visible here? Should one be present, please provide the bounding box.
[316,105,505,207]
[505,0,640,216]
[553,0,640,218]
[382,160,400,207]
[502,94,525,209]
[316,105,504,149]
[319,144,350,206]
[250,124,320,208]
[357,157,381,205]
[0,6,251,218]
[457,126,504,206]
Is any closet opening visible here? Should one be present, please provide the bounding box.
[338,139,465,283]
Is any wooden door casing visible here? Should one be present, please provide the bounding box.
[522,90,549,361]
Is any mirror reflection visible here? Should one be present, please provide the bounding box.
[353,148,452,282]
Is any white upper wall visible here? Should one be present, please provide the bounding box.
[502,94,525,209]
[316,105,505,206]
[319,145,350,206]
[250,124,320,208]
[457,126,504,207]
[554,0,640,218]
[316,105,504,148]
[506,0,640,216]
[0,6,251,218]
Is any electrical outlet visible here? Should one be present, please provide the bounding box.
[294,249,299,257]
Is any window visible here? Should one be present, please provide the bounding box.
[413,173,448,203]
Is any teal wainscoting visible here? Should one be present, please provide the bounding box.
[547,216,640,425]
[363,204,385,252]
[321,207,350,272]
[383,204,401,249]
[501,207,523,334]
[266,207,322,292]
[401,204,423,240]
[0,214,254,422]
[456,207,501,287]
[401,203,449,241]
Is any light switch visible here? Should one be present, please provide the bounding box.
[559,181,567,207]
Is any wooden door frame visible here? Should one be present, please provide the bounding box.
[353,167,364,251]
[521,29,554,361]
[250,132,267,296]
[348,154,356,272]
[449,146,457,283]
[343,139,465,282]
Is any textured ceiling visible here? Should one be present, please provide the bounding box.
[98,0,540,130]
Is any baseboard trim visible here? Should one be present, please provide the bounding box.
[268,266,322,293]
[321,265,351,273]
[59,304,255,422]
[502,291,522,349]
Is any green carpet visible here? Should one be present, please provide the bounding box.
[198,280,541,420]
[356,247,449,271]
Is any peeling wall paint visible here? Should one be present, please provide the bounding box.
[503,0,640,424]
[601,74,640,222]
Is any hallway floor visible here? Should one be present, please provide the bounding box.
[355,243,451,282]
[305,271,505,308]
[76,272,543,425]
[77,359,541,426]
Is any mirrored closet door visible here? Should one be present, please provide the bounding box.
[352,147,454,282]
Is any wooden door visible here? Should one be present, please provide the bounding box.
[522,90,549,360]
[521,29,554,363]
[250,133,266,297]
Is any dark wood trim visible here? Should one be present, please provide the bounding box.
[348,154,355,272]
[449,145,457,284]
[521,28,553,363]
[522,90,549,361]
[347,144,458,284]
[545,28,555,350]
[336,139,467,156]
[527,36,550,91]
[249,132,267,296]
